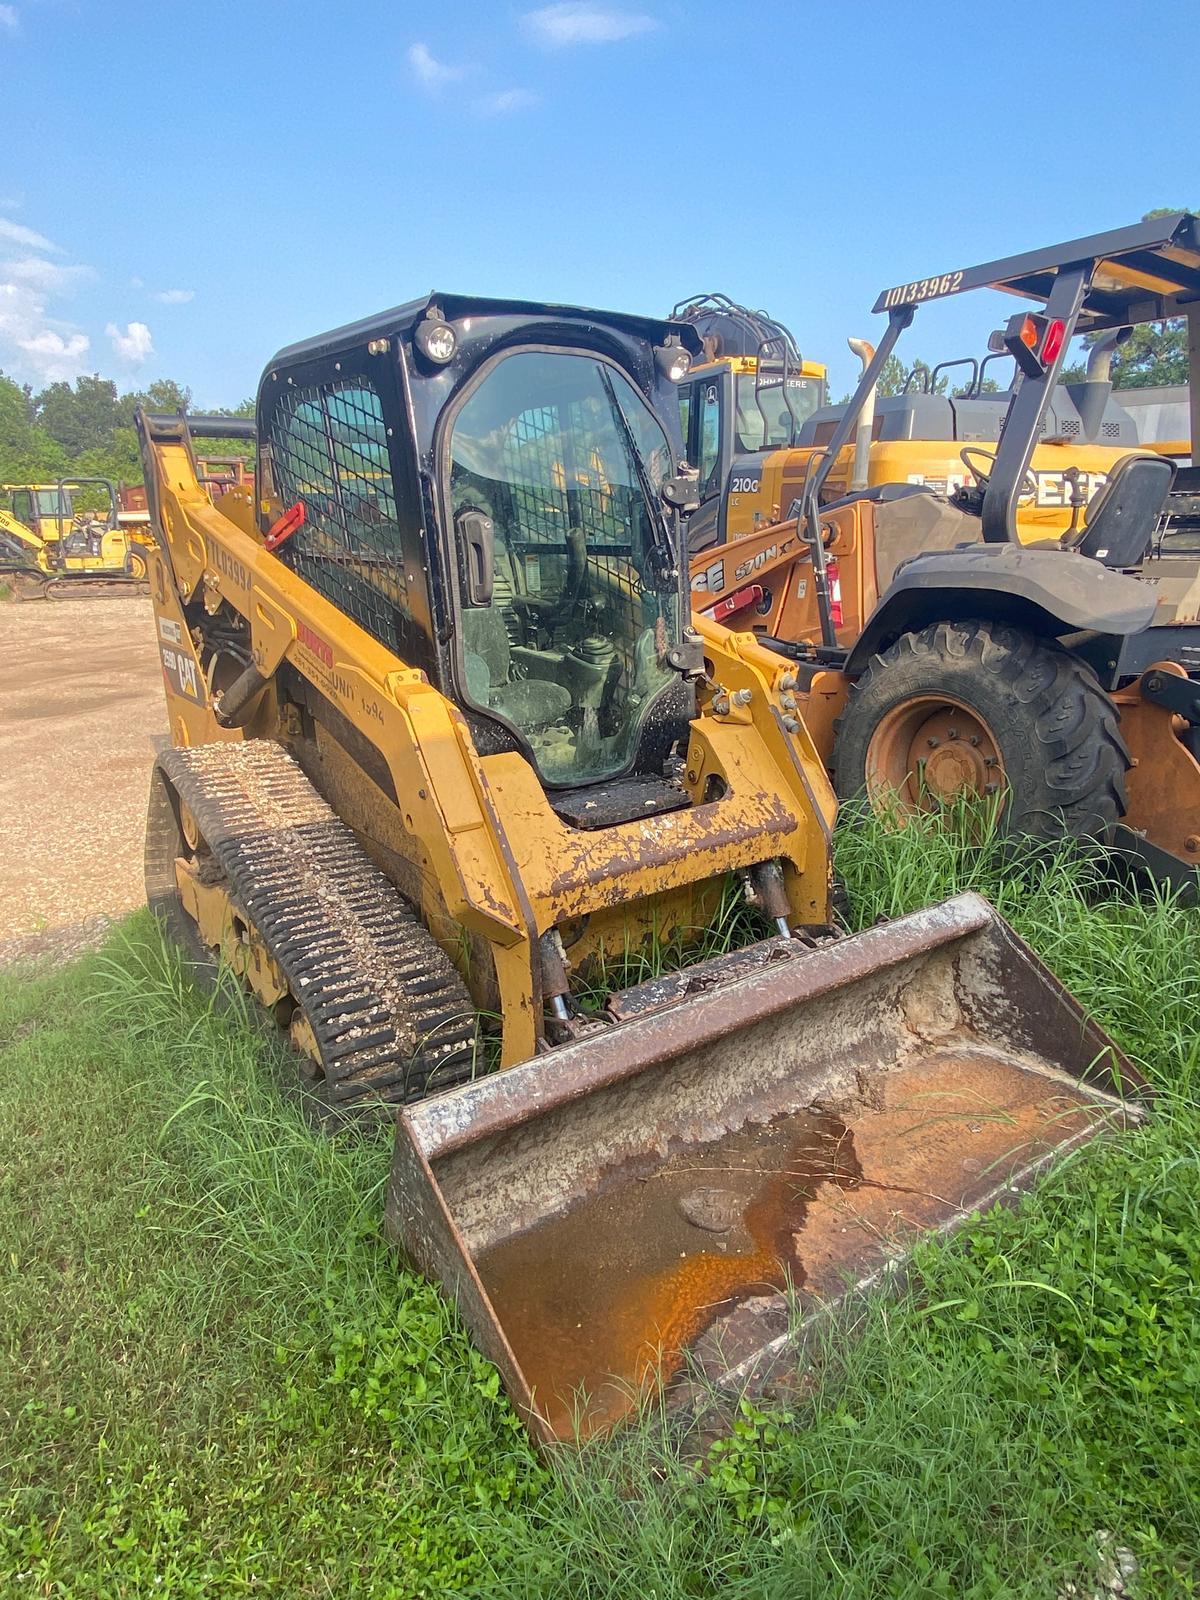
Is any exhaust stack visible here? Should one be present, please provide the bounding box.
[847,337,877,490]
[1065,326,1132,442]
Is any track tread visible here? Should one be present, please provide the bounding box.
[150,739,479,1110]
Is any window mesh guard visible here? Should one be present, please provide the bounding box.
[269,382,411,652]
[499,401,646,638]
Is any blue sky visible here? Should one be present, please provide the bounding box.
[1,0,1195,405]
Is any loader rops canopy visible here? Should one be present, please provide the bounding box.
[873,211,1200,331]
[825,214,1200,551]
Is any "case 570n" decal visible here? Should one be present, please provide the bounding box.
[691,542,783,596]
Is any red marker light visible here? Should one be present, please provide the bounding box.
[1005,311,1064,377]
[1040,318,1066,366]
[829,559,843,628]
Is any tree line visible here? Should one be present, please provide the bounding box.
[0,370,254,490]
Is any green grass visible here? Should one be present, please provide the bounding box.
[2,813,1199,1597]
[571,871,770,1011]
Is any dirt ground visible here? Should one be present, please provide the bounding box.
[0,594,167,965]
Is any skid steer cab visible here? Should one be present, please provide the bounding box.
[135,291,1142,1448]
[690,212,1200,892]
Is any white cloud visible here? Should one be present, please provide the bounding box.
[0,281,90,382]
[106,320,154,364]
[129,274,144,289]
[0,7,18,32]
[521,2,657,46]
[2,256,93,293]
[0,216,61,254]
[0,216,101,384]
[14,328,89,374]
[153,287,194,304]
[407,41,469,91]
[478,88,538,115]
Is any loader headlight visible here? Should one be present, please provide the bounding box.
[415,317,457,365]
[655,339,691,383]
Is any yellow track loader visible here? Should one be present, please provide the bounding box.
[135,293,1141,1445]
[1,479,150,597]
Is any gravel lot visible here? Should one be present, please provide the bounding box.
[0,595,167,964]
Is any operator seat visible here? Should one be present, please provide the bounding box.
[464,608,572,731]
[454,479,576,733]
[1071,452,1175,568]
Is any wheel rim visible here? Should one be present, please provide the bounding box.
[865,694,1006,815]
[178,800,202,853]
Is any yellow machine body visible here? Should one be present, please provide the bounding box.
[140,436,835,1070]
[1,481,150,582]
[133,295,1141,1448]
[723,435,1133,544]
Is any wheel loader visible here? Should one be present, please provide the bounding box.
[134,292,1141,1446]
[1,478,151,597]
[688,212,1200,890]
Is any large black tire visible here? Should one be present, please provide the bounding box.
[833,619,1128,845]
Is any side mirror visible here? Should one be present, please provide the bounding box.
[662,475,701,515]
[457,507,494,607]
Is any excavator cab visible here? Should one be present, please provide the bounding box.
[9,479,116,545]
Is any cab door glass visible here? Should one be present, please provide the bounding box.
[36,488,68,519]
[698,383,721,497]
[678,383,694,458]
[447,349,680,788]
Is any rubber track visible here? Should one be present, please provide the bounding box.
[156,740,478,1109]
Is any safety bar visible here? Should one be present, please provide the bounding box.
[141,411,256,441]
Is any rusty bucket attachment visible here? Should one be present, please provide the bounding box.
[386,893,1144,1446]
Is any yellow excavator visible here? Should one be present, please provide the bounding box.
[1,479,151,596]
[673,297,1145,553]
[134,291,1140,1446]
